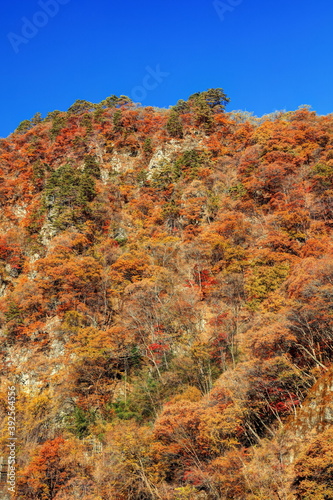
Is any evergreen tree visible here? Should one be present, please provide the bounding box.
[68,100,96,115]
[31,112,43,125]
[15,119,32,134]
[166,110,183,138]
[84,155,101,179]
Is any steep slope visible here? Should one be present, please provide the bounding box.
[0,93,333,499]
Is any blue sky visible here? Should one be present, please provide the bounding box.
[1,0,333,137]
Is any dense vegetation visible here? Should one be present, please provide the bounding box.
[1,90,333,499]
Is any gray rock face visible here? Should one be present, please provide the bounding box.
[147,138,205,179]
[281,367,333,463]
[0,276,6,297]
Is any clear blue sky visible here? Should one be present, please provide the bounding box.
[1,0,333,137]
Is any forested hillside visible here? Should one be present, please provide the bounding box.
[1,90,333,499]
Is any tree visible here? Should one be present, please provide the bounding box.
[166,110,184,138]
[173,99,190,114]
[15,119,32,133]
[43,163,97,229]
[187,88,230,129]
[67,99,97,115]
[293,427,333,499]
[17,437,89,500]
[31,112,43,125]
[168,88,229,131]
[113,109,123,131]
[189,88,230,112]
[101,94,132,107]
[84,154,101,179]
[48,112,67,139]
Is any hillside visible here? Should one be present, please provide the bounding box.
[1,91,333,499]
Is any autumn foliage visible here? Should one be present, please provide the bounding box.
[0,94,333,498]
